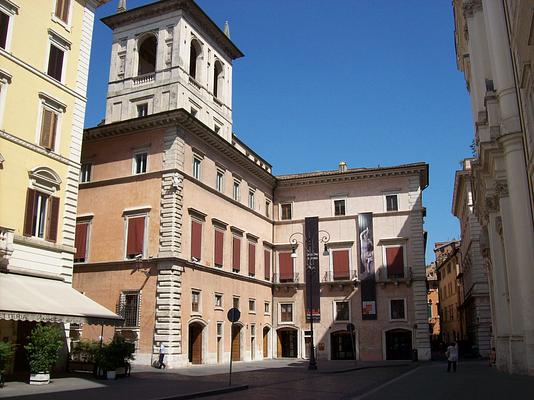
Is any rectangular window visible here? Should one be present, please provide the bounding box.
[80,163,91,183]
[249,299,255,313]
[137,103,148,117]
[191,219,202,261]
[386,246,404,279]
[385,194,399,212]
[248,242,255,276]
[74,222,89,262]
[133,151,147,174]
[23,189,60,242]
[248,190,255,209]
[120,291,140,327]
[280,303,293,323]
[192,157,201,180]
[126,216,146,259]
[215,293,223,308]
[39,108,58,151]
[232,236,241,272]
[280,203,292,220]
[55,0,70,24]
[192,290,200,313]
[0,11,9,49]
[278,252,293,282]
[250,323,256,337]
[390,299,406,320]
[216,322,223,337]
[334,301,350,322]
[214,229,224,267]
[264,249,271,280]
[216,170,224,192]
[265,200,271,218]
[233,296,239,310]
[233,180,240,201]
[264,301,270,314]
[47,44,64,81]
[334,199,346,216]
[332,249,350,280]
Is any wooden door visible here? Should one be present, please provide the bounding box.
[189,323,203,364]
[263,328,269,358]
[277,331,282,357]
[231,325,241,361]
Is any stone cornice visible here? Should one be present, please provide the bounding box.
[84,109,276,187]
[101,0,244,60]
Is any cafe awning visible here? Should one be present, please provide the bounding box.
[0,272,123,326]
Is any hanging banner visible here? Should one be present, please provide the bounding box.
[305,216,320,322]
[358,212,377,320]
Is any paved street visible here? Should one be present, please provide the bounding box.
[1,360,533,400]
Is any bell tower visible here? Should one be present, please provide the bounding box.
[101,0,243,142]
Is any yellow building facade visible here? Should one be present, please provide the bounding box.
[0,0,121,378]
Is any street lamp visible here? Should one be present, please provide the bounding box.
[289,229,330,370]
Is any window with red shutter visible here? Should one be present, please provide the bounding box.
[45,196,60,242]
[332,249,350,280]
[386,246,404,279]
[248,242,255,276]
[191,220,202,260]
[278,252,293,282]
[264,249,271,281]
[23,189,38,237]
[232,237,241,272]
[214,229,224,267]
[126,216,145,259]
[74,223,89,262]
[55,0,70,23]
[39,109,58,151]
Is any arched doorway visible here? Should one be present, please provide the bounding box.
[188,322,204,364]
[137,35,157,75]
[263,327,270,358]
[331,330,355,360]
[385,329,412,360]
[231,324,242,361]
[277,328,298,358]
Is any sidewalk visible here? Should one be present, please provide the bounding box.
[0,359,412,400]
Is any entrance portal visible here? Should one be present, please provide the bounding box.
[331,330,355,360]
[277,328,298,358]
[188,322,203,364]
[231,324,241,361]
[385,329,412,360]
[263,327,270,358]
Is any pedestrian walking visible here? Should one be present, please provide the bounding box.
[489,347,496,367]
[446,342,458,372]
[158,343,167,369]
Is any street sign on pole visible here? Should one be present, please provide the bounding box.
[227,308,240,386]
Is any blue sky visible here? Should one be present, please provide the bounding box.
[86,0,473,262]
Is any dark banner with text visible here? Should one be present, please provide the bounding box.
[358,213,377,320]
[305,216,321,322]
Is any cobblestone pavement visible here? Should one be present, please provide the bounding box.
[1,359,533,400]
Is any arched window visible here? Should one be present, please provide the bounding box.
[137,35,157,76]
[189,39,201,80]
[213,60,223,99]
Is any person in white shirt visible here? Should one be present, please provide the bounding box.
[158,343,167,369]
[446,342,459,372]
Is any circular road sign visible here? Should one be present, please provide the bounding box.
[227,308,241,323]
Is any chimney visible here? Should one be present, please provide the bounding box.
[224,21,231,38]
[338,161,347,172]
[117,0,126,13]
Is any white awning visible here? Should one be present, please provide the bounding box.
[0,272,123,326]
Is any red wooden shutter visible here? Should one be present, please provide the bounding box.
[386,246,404,278]
[264,249,271,280]
[45,196,60,242]
[232,237,241,271]
[278,252,293,281]
[23,189,37,236]
[40,110,58,150]
[0,12,9,49]
[74,223,88,261]
[127,216,145,257]
[191,220,202,260]
[248,243,255,276]
[214,229,224,266]
[332,249,350,279]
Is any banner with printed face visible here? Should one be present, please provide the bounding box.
[305,216,321,322]
[358,212,377,320]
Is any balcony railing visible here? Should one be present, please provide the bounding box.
[322,270,358,283]
[132,72,155,86]
[272,272,300,284]
[376,266,413,282]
